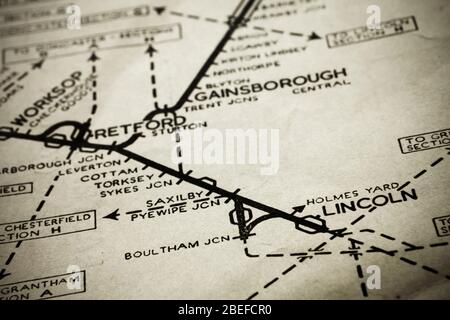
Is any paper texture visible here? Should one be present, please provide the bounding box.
[0,0,449,300]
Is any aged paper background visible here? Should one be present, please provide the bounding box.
[0,0,449,299]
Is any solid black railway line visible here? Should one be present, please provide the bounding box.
[143,0,261,121]
[0,0,344,241]
[0,127,343,240]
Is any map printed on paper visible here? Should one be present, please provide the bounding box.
[0,0,449,300]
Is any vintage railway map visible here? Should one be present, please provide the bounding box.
[0,0,449,300]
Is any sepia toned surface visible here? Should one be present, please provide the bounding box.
[0,0,449,300]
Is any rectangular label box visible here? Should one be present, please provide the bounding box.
[0,5,150,38]
[0,0,56,8]
[0,4,67,24]
[0,271,86,300]
[0,182,32,197]
[2,23,181,65]
[0,209,96,244]
[433,215,450,237]
[326,16,418,48]
[398,128,450,154]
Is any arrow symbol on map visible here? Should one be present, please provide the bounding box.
[154,6,166,15]
[145,44,157,57]
[291,205,306,215]
[0,268,11,281]
[103,208,120,221]
[31,58,45,69]
[308,32,321,41]
[88,52,100,62]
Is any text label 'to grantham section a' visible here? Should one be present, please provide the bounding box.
[0,210,96,244]
[0,271,86,300]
